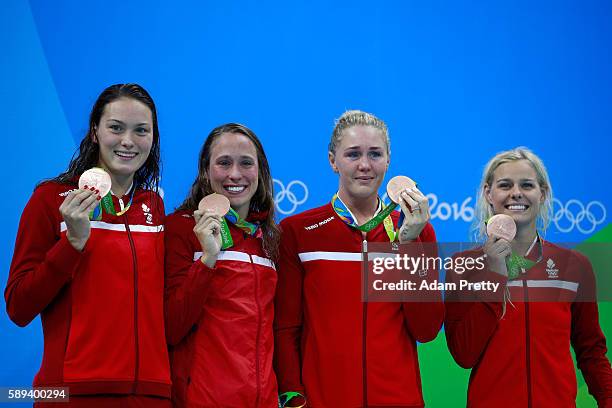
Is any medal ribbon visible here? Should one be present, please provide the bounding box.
[278,392,306,408]
[89,188,135,220]
[506,235,541,280]
[506,254,536,280]
[219,207,261,249]
[331,193,397,242]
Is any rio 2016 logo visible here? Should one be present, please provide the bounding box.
[425,194,474,222]
[381,193,474,222]
[381,192,474,222]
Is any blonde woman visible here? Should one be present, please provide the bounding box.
[444,147,612,407]
[274,110,444,407]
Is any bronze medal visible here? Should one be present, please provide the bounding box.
[79,167,112,197]
[198,193,231,216]
[386,175,417,203]
[487,214,517,241]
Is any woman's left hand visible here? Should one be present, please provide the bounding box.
[397,187,430,243]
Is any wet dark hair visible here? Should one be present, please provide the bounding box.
[177,123,280,260]
[50,83,161,191]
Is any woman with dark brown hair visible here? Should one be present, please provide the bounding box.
[165,123,279,407]
[5,83,171,407]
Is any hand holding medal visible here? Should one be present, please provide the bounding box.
[60,168,110,251]
[194,193,231,267]
[387,176,430,243]
[486,214,516,242]
[78,167,112,197]
[483,214,515,277]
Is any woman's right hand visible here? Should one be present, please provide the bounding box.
[483,235,512,276]
[193,209,223,268]
[59,188,100,251]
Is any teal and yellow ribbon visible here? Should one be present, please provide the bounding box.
[331,193,397,242]
[219,207,261,249]
[89,188,135,220]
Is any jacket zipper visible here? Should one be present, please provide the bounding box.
[125,215,140,393]
[249,253,262,408]
[522,280,532,408]
[362,237,368,408]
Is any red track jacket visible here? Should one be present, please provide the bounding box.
[445,241,612,407]
[165,209,278,408]
[274,203,444,407]
[5,181,171,397]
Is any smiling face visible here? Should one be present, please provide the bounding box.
[329,125,390,202]
[95,97,153,185]
[485,159,546,233]
[207,132,259,218]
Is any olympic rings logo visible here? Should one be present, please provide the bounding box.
[551,198,606,234]
[273,179,309,215]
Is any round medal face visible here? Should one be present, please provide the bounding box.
[78,167,112,197]
[198,193,231,216]
[386,175,417,203]
[486,214,517,241]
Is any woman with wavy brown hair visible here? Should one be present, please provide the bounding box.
[5,83,171,407]
[165,123,280,407]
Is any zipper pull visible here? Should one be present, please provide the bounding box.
[362,239,368,254]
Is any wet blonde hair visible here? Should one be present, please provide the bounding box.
[472,147,553,241]
[329,110,390,155]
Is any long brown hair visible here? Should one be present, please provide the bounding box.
[177,123,280,260]
[51,83,161,191]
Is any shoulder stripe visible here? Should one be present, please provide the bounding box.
[60,221,163,233]
[192,251,275,270]
[252,255,276,270]
[367,252,397,260]
[298,251,362,262]
[217,250,251,263]
[507,279,579,292]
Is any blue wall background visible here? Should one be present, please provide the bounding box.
[1,0,610,405]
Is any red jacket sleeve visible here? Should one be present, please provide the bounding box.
[273,218,306,395]
[5,185,83,327]
[570,253,612,407]
[164,212,216,346]
[401,223,444,342]
[444,252,508,369]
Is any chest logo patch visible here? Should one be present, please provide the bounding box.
[142,204,153,225]
[546,258,559,279]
